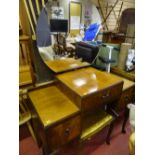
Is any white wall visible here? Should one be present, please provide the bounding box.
[91,4,102,24]
[59,0,101,25]
[59,0,69,19]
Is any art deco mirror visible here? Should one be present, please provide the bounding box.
[36,0,102,62]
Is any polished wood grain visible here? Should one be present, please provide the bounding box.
[111,66,135,81]
[19,65,32,87]
[45,58,90,73]
[117,87,134,111]
[56,67,124,97]
[46,115,81,151]
[19,35,30,42]
[27,69,126,153]
[28,84,80,128]
[111,74,135,112]
[110,73,135,91]
[82,82,123,111]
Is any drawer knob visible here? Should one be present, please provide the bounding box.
[125,96,129,101]
[102,90,110,98]
[64,128,70,136]
[102,94,110,98]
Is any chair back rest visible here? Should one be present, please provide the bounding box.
[23,0,48,40]
[119,8,135,34]
[19,36,36,86]
[19,36,31,66]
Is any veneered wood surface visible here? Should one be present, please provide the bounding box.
[111,73,134,90]
[19,65,32,87]
[45,58,90,73]
[46,115,81,151]
[56,67,123,97]
[28,85,80,128]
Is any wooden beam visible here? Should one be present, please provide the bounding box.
[117,1,124,31]
[104,0,119,22]
[105,2,108,16]
[97,0,109,30]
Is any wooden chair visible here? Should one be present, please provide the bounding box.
[80,105,119,145]
[109,8,135,45]
[19,34,36,88]
[19,89,37,143]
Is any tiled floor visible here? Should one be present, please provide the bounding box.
[19,117,131,155]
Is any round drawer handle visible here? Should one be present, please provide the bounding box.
[102,90,111,98]
[64,128,71,136]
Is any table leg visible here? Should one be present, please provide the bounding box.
[122,107,129,133]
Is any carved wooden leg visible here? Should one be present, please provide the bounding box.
[106,122,114,145]
[122,107,130,133]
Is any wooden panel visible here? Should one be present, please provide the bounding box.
[23,0,35,36]
[82,82,123,111]
[111,73,135,90]
[109,73,135,111]
[19,0,31,34]
[111,66,135,81]
[19,66,32,87]
[46,115,81,151]
[57,82,82,109]
[28,84,80,128]
[116,86,134,111]
[45,58,90,73]
[56,67,123,97]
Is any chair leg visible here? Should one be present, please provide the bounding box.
[122,107,130,133]
[26,121,37,143]
[106,122,114,145]
[42,145,59,155]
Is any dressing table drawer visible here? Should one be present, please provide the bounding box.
[82,82,123,111]
[46,114,81,151]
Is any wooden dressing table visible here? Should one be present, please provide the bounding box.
[28,66,126,154]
